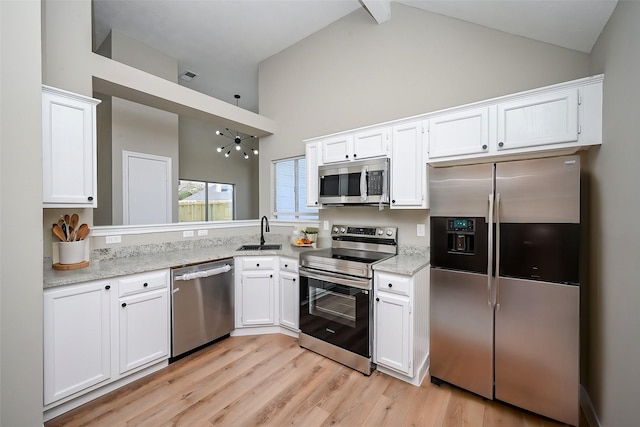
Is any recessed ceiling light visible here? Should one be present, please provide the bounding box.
[179,70,198,82]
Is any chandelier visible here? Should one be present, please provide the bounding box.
[215,95,258,159]
[215,129,258,159]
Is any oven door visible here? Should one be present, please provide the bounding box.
[299,268,372,358]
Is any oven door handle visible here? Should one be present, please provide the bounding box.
[299,268,371,290]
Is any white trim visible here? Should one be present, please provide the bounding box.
[91,219,320,237]
[580,384,602,427]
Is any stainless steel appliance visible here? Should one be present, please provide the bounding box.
[318,158,390,206]
[299,225,397,374]
[429,155,581,426]
[170,258,234,359]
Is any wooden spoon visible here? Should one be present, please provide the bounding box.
[76,224,90,241]
[52,224,66,242]
[70,213,79,231]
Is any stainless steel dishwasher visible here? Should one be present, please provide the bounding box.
[170,258,234,359]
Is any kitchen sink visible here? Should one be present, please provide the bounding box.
[236,244,282,251]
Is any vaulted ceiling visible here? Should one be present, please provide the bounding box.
[93,0,617,113]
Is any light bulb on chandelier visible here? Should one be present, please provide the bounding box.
[214,95,258,160]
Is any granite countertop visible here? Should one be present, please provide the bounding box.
[374,252,430,276]
[44,240,313,289]
[44,238,431,289]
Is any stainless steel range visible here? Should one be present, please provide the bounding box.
[299,224,398,375]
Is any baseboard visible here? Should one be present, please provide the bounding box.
[580,384,602,427]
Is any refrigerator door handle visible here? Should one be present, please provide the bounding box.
[495,192,501,311]
[487,193,494,308]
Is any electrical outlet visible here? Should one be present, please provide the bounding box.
[197,229,209,236]
[106,235,121,244]
[417,224,425,237]
[323,220,329,231]
[183,230,194,238]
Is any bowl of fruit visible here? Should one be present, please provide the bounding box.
[292,227,318,247]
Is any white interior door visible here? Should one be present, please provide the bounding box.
[123,151,172,225]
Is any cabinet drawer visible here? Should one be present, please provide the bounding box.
[241,256,276,271]
[376,272,411,296]
[118,270,169,297]
[279,257,299,273]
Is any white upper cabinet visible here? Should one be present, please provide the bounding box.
[391,121,428,209]
[352,126,391,160]
[321,127,389,164]
[428,107,490,159]
[305,141,320,208]
[42,85,101,207]
[426,75,602,164]
[496,88,578,151]
[322,134,354,163]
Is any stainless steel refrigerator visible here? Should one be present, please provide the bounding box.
[429,155,580,426]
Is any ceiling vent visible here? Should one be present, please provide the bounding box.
[179,70,198,82]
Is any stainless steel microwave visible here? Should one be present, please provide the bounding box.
[318,158,390,206]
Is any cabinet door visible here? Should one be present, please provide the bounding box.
[322,134,353,163]
[118,288,169,375]
[279,271,299,330]
[375,292,411,375]
[241,271,275,326]
[42,87,99,207]
[44,280,112,405]
[391,121,427,209]
[305,142,320,208]
[353,127,390,160]
[497,88,578,151]
[428,107,490,159]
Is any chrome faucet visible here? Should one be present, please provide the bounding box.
[260,216,270,246]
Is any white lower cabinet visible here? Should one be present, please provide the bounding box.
[279,257,299,331]
[118,288,169,374]
[376,289,412,374]
[44,279,112,405]
[44,269,170,411]
[374,266,430,385]
[235,257,276,327]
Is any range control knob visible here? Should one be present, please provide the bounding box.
[377,229,384,235]
[386,229,394,236]
[332,227,339,233]
[340,227,346,233]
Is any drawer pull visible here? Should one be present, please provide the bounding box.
[121,303,127,308]
[143,282,148,287]
[388,283,393,288]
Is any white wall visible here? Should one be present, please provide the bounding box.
[258,3,590,236]
[587,1,640,425]
[0,1,44,425]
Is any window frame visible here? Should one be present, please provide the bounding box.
[178,179,236,222]
[272,156,318,220]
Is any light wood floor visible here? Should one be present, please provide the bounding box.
[45,334,568,427]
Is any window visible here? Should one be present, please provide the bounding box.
[178,180,234,222]
[274,157,318,220]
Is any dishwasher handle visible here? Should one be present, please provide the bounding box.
[174,264,231,281]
